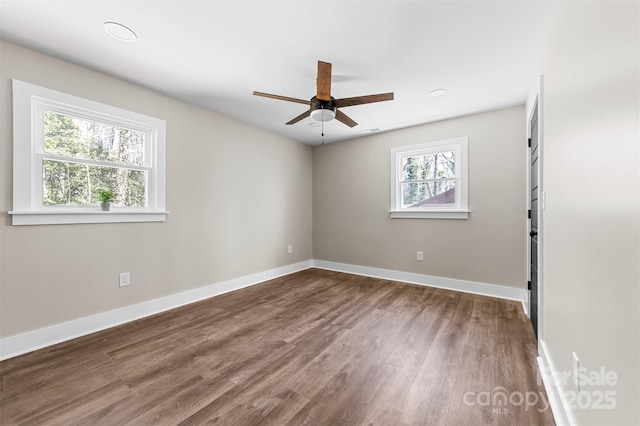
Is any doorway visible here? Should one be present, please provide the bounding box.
[529,102,539,338]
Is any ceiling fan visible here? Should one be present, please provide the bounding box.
[253,61,394,128]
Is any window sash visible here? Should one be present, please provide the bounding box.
[37,103,154,168]
[33,98,156,210]
[38,157,150,209]
[395,146,461,210]
[390,137,469,219]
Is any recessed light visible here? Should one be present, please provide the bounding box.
[360,128,380,134]
[103,22,137,43]
[428,88,448,97]
[309,122,321,127]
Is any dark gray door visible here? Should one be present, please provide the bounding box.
[529,104,539,338]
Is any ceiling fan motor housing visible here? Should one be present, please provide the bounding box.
[310,96,336,122]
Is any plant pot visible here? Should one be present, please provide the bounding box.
[99,202,111,212]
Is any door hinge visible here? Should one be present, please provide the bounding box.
[528,280,532,290]
[528,138,531,147]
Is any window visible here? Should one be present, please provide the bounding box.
[10,79,167,225]
[390,137,469,219]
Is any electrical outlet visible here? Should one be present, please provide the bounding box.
[572,352,580,390]
[417,251,424,261]
[287,245,293,254]
[119,272,131,287]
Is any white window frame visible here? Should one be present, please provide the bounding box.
[10,79,167,225]
[390,137,469,219]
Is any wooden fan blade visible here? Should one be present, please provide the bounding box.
[253,91,311,106]
[334,92,394,108]
[335,109,358,127]
[316,61,332,101]
[286,109,311,125]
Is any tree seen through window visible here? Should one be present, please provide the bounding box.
[42,112,146,207]
[401,151,456,207]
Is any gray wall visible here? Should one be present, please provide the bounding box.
[535,2,640,424]
[0,41,313,338]
[313,106,527,288]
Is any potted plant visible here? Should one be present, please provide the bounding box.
[97,189,114,211]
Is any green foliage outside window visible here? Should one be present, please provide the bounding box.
[42,112,146,207]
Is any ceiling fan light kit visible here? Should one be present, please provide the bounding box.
[309,96,336,122]
[253,61,394,130]
[310,107,335,122]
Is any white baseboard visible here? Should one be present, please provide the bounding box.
[312,259,528,309]
[0,259,528,361]
[0,260,313,361]
[537,340,575,426]
[520,296,530,314]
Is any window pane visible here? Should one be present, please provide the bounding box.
[402,151,455,181]
[43,159,146,207]
[44,111,145,166]
[42,160,89,206]
[402,180,456,208]
[115,169,147,207]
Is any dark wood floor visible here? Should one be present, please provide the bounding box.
[0,268,554,425]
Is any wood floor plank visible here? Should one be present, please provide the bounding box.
[73,367,204,425]
[123,378,238,426]
[494,300,554,425]
[0,269,554,426]
[342,344,421,426]
[445,297,499,425]
[285,293,431,425]
[0,353,122,423]
[360,295,451,425]
[25,381,130,426]
[399,295,474,425]
[255,386,310,426]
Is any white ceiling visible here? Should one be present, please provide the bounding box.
[0,1,553,145]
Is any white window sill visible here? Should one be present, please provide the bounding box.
[9,210,169,225]
[389,210,469,219]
